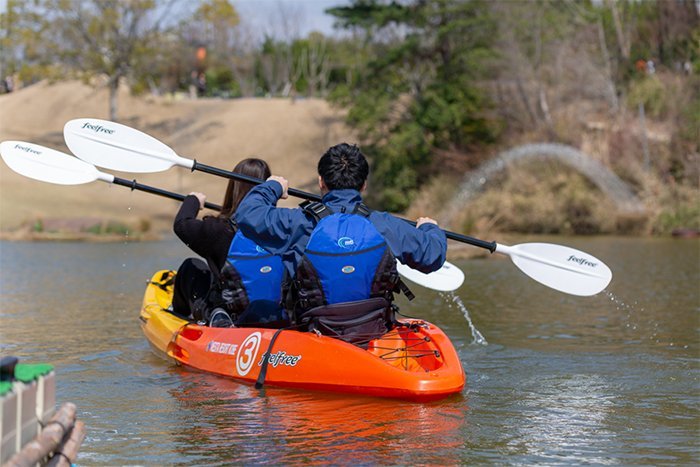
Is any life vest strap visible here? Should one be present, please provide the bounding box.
[396,278,415,301]
[254,327,284,390]
[352,202,371,217]
[300,201,332,222]
[300,200,372,223]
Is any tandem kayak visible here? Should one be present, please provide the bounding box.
[139,270,465,401]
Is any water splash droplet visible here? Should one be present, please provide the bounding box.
[442,291,487,345]
[605,291,675,347]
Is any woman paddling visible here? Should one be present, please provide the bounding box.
[172,158,284,327]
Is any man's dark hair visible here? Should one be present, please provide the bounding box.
[317,143,369,191]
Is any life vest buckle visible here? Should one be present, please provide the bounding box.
[300,201,332,222]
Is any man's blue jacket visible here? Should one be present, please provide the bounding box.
[234,180,447,277]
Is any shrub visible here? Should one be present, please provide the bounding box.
[653,199,700,234]
[627,76,667,118]
[458,164,619,235]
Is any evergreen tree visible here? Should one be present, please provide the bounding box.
[328,0,498,211]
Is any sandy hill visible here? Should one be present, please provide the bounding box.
[0,80,355,235]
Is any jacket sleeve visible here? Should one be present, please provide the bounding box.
[173,195,223,262]
[173,195,205,246]
[234,180,307,255]
[372,212,447,273]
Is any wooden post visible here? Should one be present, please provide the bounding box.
[46,420,86,467]
[4,402,85,467]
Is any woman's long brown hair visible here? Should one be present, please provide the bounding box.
[218,158,271,219]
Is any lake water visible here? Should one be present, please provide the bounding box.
[1,236,698,465]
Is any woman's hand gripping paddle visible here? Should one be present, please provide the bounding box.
[62,118,613,296]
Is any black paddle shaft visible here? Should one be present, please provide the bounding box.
[193,161,322,202]
[112,176,223,211]
[192,161,497,252]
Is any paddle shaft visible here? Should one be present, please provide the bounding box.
[193,161,497,252]
[194,160,321,202]
[111,176,222,211]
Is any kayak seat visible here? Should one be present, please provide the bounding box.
[295,297,394,348]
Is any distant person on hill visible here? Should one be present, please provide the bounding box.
[172,158,286,328]
[2,75,14,93]
[196,72,206,97]
[189,71,198,99]
[646,59,656,75]
[234,143,447,346]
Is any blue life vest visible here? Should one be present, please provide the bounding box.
[218,228,284,316]
[291,202,400,312]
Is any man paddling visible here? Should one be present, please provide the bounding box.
[235,143,446,344]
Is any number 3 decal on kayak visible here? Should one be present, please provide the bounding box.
[236,332,262,376]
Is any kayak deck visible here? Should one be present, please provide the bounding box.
[140,270,465,400]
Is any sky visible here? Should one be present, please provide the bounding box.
[233,0,348,38]
[0,0,350,38]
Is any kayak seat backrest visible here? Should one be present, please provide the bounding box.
[150,270,176,310]
[296,297,394,348]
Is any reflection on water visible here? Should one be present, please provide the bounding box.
[511,373,616,464]
[166,373,466,465]
[1,237,698,465]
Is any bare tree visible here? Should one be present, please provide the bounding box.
[596,17,620,113]
[302,33,331,96]
[267,1,306,97]
[228,23,258,97]
[55,0,177,120]
[607,0,631,61]
[266,0,304,43]
[260,39,288,95]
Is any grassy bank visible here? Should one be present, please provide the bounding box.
[421,165,697,238]
[0,217,159,242]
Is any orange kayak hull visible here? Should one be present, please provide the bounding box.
[140,270,465,401]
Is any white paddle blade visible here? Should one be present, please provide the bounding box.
[63,118,191,173]
[496,242,612,296]
[396,260,465,292]
[0,141,103,185]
